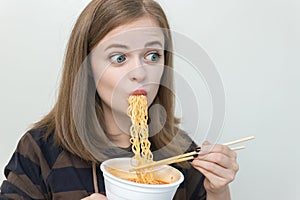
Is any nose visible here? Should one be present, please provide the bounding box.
[128,56,146,82]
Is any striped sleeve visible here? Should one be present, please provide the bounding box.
[0,132,52,200]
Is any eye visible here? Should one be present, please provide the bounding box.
[110,53,126,64]
[145,52,161,62]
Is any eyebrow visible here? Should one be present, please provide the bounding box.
[144,41,163,48]
[104,44,129,51]
[104,41,163,51]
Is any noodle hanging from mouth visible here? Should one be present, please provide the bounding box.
[127,94,156,184]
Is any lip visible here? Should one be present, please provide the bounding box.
[130,89,147,96]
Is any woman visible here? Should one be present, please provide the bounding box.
[0,0,238,199]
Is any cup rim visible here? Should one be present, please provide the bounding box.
[100,157,184,188]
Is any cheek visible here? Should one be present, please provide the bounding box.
[149,66,164,84]
[147,67,164,104]
[97,71,118,97]
[96,68,128,108]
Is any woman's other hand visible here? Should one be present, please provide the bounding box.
[81,193,108,200]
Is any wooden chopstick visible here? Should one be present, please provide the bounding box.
[230,146,246,151]
[129,136,254,171]
[222,136,255,146]
[129,151,199,171]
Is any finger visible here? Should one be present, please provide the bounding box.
[196,152,234,169]
[200,143,231,155]
[192,159,235,181]
[194,154,239,176]
[200,144,237,159]
[193,165,230,189]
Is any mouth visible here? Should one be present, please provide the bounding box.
[130,89,147,96]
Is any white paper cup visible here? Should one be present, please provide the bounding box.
[100,157,184,200]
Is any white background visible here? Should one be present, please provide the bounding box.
[0,0,299,199]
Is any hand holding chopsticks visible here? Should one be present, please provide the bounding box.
[129,136,254,171]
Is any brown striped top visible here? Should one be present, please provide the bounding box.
[0,128,206,200]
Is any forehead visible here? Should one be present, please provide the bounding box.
[95,16,165,51]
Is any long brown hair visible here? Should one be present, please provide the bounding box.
[33,0,193,164]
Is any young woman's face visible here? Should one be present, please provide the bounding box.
[90,16,165,116]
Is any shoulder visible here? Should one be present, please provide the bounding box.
[19,128,62,169]
[4,128,62,178]
[2,129,92,199]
